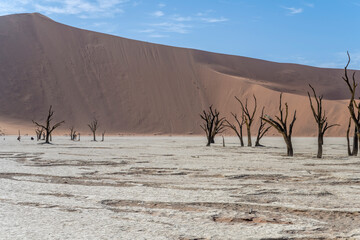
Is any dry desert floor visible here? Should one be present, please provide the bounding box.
[1,136,360,239]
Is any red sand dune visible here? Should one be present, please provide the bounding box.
[0,13,357,136]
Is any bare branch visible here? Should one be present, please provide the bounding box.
[32,105,64,143]
[262,93,296,156]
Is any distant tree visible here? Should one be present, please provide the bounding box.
[235,95,257,146]
[69,126,77,141]
[262,93,296,156]
[101,131,105,142]
[342,51,360,156]
[35,127,44,141]
[200,105,226,146]
[307,84,339,158]
[32,105,65,144]
[255,107,271,147]
[88,118,98,141]
[224,112,245,146]
[308,84,339,158]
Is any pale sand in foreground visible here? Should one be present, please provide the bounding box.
[1,136,360,239]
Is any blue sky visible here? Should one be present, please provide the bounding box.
[1,0,360,69]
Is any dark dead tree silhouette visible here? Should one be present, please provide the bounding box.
[235,95,257,147]
[32,105,65,144]
[69,126,77,141]
[255,107,271,147]
[88,118,98,141]
[342,51,360,156]
[35,127,44,141]
[262,93,297,156]
[307,84,339,158]
[224,112,245,146]
[346,118,359,156]
[200,105,226,146]
[101,131,106,142]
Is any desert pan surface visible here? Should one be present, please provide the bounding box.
[1,136,360,239]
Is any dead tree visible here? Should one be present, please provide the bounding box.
[200,105,226,146]
[88,118,98,141]
[224,112,245,146]
[69,126,77,141]
[35,127,44,141]
[235,95,257,146]
[262,93,296,156]
[307,84,339,158]
[346,118,359,156]
[255,107,271,147]
[342,51,360,156]
[101,131,105,142]
[73,132,77,141]
[32,105,65,144]
[17,130,21,141]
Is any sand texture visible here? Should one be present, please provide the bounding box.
[0,13,357,136]
[1,136,360,239]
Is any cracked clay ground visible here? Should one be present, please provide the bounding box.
[1,136,360,239]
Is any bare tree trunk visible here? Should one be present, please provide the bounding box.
[45,131,50,143]
[35,128,44,141]
[239,130,244,146]
[101,131,105,142]
[347,119,352,156]
[69,127,76,141]
[347,119,357,156]
[88,119,98,142]
[247,127,251,147]
[222,136,225,147]
[285,136,293,156]
[238,132,244,146]
[317,133,323,158]
[353,129,359,156]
